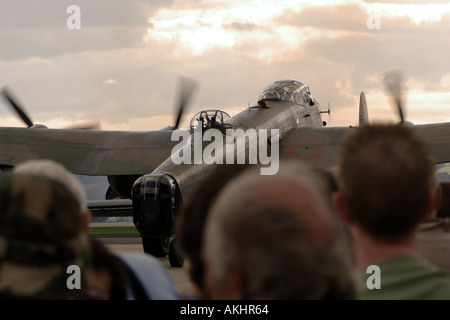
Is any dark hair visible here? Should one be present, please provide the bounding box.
[437,182,450,218]
[88,238,127,300]
[337,124,436,241]
[174,164,251,291]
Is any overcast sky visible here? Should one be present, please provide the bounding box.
[1,0,450,130]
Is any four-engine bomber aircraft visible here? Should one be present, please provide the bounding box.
[2,77,450,266]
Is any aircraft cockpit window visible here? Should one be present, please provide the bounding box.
[258,90,281,102]
[303,92,313,104]
[258,80,311,104]
[293,93,302,104]
[190,110,232,134]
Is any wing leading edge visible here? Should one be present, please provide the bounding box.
[0,127,180,175]
[279,123,450,169]
[279,126,353,169]
[2,123,450,176]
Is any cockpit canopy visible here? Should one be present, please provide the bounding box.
[189,109,232,134]
[258,79,315,106]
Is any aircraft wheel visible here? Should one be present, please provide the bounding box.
[142,236,169,257]
[105,186,120,200]
[169,239,184,268]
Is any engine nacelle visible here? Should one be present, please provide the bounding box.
[131,173,181,238]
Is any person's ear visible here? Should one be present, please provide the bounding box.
[81,209,92,234]
[422,186,442,221]
[333,191,353,224]
[226,264,246,300]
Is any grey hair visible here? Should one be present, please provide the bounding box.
[203,160,355,299]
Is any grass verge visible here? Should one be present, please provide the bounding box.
[88,226,139,236]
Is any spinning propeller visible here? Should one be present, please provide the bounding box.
[0,85,101,130]
[0,86,34,127]
[172,76,199,130]
[383,69,407,124]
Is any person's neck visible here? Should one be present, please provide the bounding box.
[350,226,420,269]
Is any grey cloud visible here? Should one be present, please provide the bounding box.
[278,4,371,33]
[2,1,449,129]
[0,0,172,28]
[303,14,450,93]
[0,26,145,60]
[0,0,173,60]
[223,21,258,32]
[270,3,450,96]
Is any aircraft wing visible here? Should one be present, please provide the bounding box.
[279,126,352,169]
[0,127,180,175]
[3,122,450,177]
[412,123,450,164]
[279,123,450,169]
[88,199,133,217]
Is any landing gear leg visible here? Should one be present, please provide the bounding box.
[142,235,169,258]
[169,237,184,267]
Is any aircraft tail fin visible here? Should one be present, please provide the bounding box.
[359,91,369,126]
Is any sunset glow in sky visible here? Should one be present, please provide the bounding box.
[1,0,450,130]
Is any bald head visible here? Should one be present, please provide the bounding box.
[202,161,355,300]
[211,172,336,248]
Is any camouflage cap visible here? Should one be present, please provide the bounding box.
[0,172,91,299]
[13,159,88,215]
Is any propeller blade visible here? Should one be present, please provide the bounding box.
[383,70,406,123]
[63,120,101,130]
[174,77,199,129]
[0,86,34,127]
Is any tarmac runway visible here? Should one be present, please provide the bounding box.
[92,219,450,301]
[95,235,194,298]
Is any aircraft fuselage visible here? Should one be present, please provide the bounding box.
[131,79,324,263]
